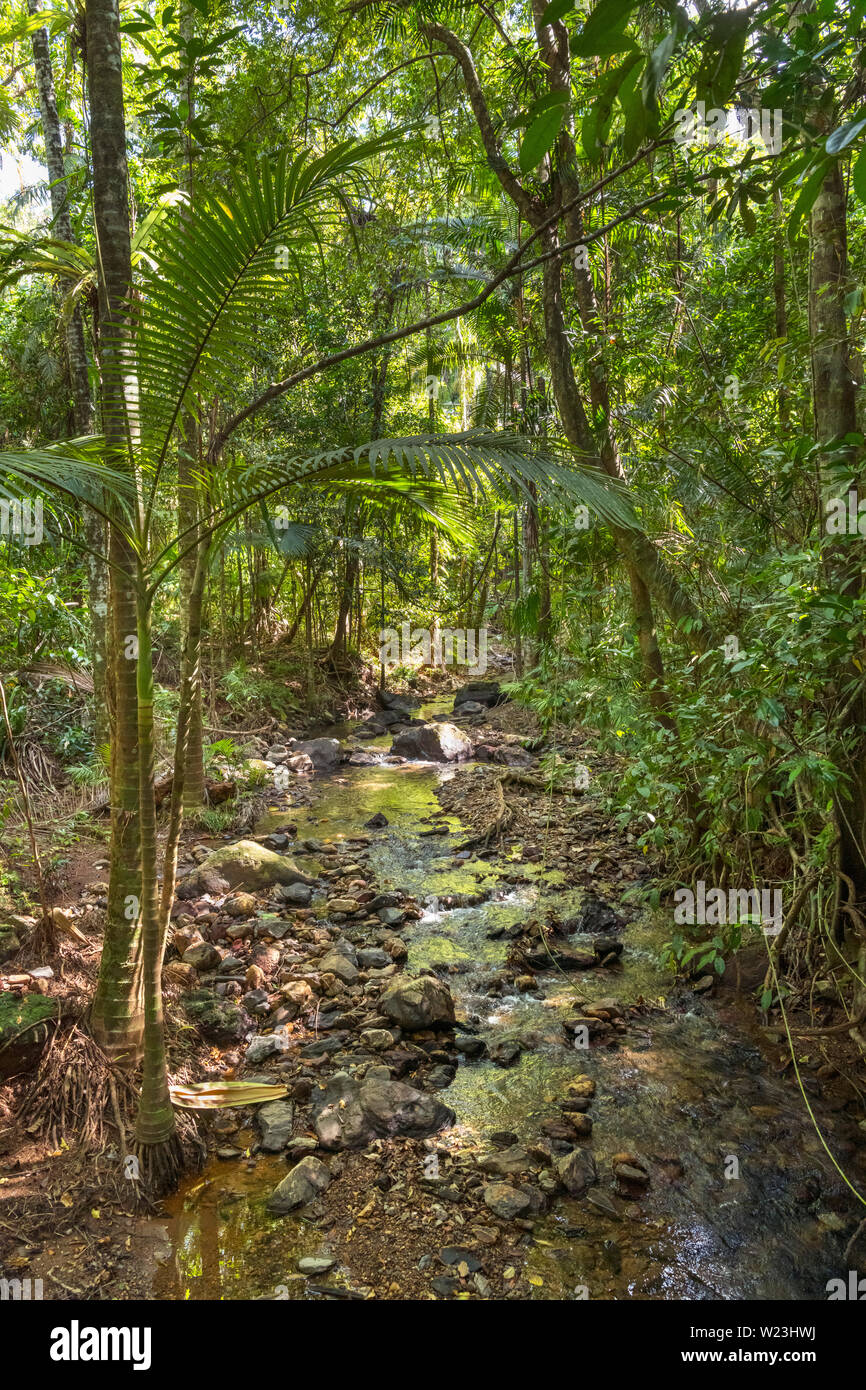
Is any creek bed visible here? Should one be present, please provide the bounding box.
[155,744,852,1300]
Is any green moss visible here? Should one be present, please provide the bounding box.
[0,991,59,1043]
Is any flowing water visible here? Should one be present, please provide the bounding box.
[155,713,856,1300]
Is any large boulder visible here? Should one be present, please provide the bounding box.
[390,722,471,763]
[311,1071,371,1150]
[266,1156,332,1214]
[360,1072,454,1140]
[178,840,315,897]
[454,681,508,709]
[379,975,455,1030]
[294,738,341,771]
[311,1069,453,1150]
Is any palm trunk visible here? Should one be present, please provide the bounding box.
[133,580,181,1184]
[86,0,144,1063]
[160,547,208,933]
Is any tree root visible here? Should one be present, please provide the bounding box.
[454,767,572,851]
[17,1017,204,1205]
[18,1018,139,1153]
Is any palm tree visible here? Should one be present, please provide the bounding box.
[7,34,637,1188]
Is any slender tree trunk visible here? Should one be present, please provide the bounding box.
[86,0,144,1063]
[177,3,206,807]
[133,581,181,1183]
[28,0,109,751]
[810,163,866,900]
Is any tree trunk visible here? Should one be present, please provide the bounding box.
[809,163,866,900]
[86,0,144,1064]
[28,0,109,751]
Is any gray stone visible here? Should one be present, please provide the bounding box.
[318,951,359,984]
[556,1147,598,1196]
[298,1256,336,1275]
[180,840,315,895]
[357,947,390,969]
[311,1071,369,1150]
[295,738,341,771]
[266,1156,332,1214]
[359,1073,455,1140]
[379,975,455,1030]
[257,1098,295,1151]
[182,942,222,971]
[482,1183,531,1219]
[311,1068,454,1150]
[391,722,472,763]
[278,882,312,907]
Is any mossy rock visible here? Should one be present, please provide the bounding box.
[0,927,21,964]
[0,993,59,1078]
[182,988,251,1042]
[179,839,316,895]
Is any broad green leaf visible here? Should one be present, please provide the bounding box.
[853,147,866,202]
[540,0,576,23]
[571,0,638,56]
[519,92,569,173]
[826,115,866,155]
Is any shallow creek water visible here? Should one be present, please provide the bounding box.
[154,714,854,1301]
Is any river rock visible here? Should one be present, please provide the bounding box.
[257,1098,295,1151]
[360,1072,455,1139]
[179,840,315,895]
[298,1256,336,1275]
[391,723,472,763]
[182,989,250,1042]
[327,898,360,914]
[556,1147,598,1195]
[182,942,222,972]
[454,681,507,709]
[482,1183,531,1219]
[295,738,341,771]
[358,1028,396,1050]
[312,1071,369,1149]
[224,893,257,918]
[358,947,390,969]
[277,882,312,907]
[266,1156,332,1214]
[379,975,455,1030]
[318,951,359,984]
[567,895,625,934]
[525,943,596,971]
[311,1069,453,1149]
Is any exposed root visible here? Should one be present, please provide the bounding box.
[18,1017,204,1205]
[18,1018,139,1152]
[457,772,512,851]
[131,1131,189,1206]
